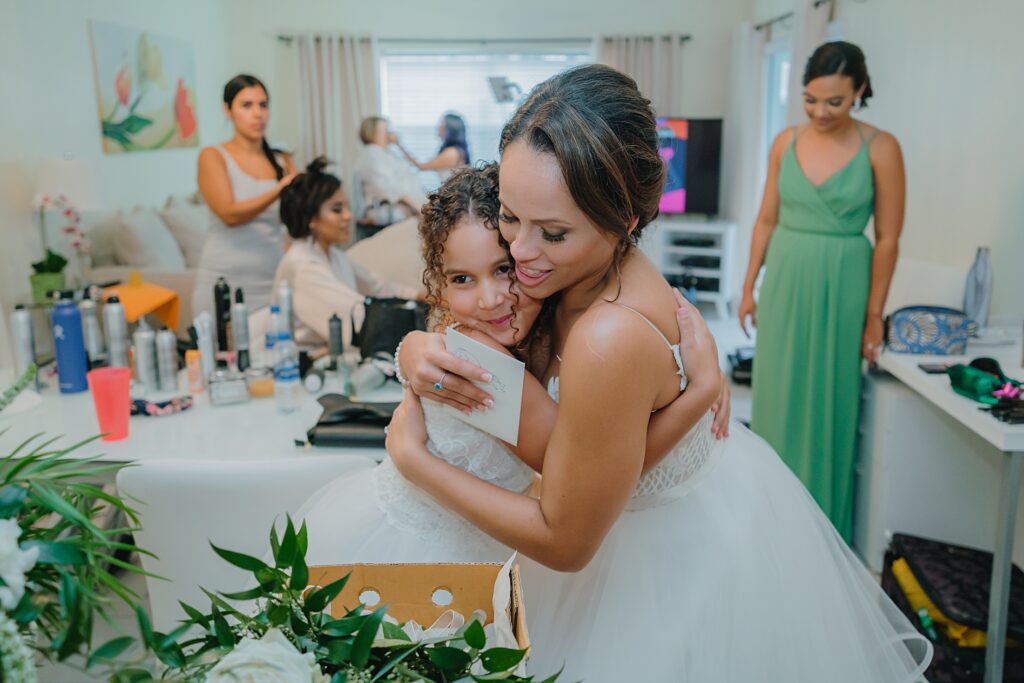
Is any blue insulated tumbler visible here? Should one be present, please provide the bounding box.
[51,299,88,393]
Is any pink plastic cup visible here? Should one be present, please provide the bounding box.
[87,367,131,442]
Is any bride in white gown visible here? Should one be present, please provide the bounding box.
[387,65,933,682]
[297,165,714,567]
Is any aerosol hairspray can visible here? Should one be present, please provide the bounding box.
[328,314,344,369]
[194,311,217,383]
[103,295,129,368]
[231,288,250,371]
[133,319,159,394]
[214,277,231,352]
[10,305,35,377]
[156,327,179,392]
[51,297,88,393]
[277,280,294,337]
[78,299,105,367]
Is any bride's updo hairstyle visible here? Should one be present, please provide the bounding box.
[498,64,665,255]
[419,163,502,328]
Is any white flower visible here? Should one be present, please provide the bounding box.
[0,612,37,682]
[0,519,39,612]
[204,628,327,683]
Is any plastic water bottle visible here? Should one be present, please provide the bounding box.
[963,246,993,329]
[273,331,300,413]
[265,305,281,355]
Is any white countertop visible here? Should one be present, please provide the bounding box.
[0,368,401,464]
[877,335,1024,452]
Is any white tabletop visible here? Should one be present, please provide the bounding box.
[877,334,1024,452]
[0,368,401,464]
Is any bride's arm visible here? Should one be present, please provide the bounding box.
[388,306,722,571]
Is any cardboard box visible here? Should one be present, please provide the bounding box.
[307,560,529,651]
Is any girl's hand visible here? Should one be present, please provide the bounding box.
[862,315,884,363]
[711,372,731,439]
[399,331,494,413]
[738,290,757,338]
[385,388,429,475]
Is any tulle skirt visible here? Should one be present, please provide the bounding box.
[295,459,515,566]
[521,422,932,682]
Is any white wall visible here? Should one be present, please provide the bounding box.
[750,0,1024,318]
[222,0,751,158]
[0,0,230,362]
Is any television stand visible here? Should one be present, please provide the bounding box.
[639,215,736,320]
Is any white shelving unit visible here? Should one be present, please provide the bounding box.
[639,216,736,319]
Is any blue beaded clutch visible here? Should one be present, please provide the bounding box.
[885,306,979,355]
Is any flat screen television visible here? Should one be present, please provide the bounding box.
[655,118,723,216]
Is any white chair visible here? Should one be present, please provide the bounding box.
[116,456,374,631]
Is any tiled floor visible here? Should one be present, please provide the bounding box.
[35,304,751,683]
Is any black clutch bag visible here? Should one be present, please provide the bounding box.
[306,394,398,448]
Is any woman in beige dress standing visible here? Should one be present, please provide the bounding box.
[192,74,296,316]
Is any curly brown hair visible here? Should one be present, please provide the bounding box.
[419,163,502,330]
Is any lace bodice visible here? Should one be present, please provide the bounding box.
[374,402,535,550]
[546,377,719,509]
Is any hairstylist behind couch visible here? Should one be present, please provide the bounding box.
[192,74,297,317]
[274,157,421,349]
[393,112,470,183]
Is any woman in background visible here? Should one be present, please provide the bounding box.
[193,74,296,316]
[353,116,427,224]
[738,41,905,542]
[275,157,420,349]
[394,112,470,182]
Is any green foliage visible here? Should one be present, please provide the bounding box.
[109,515,558,682]
[30,248,68,274]
[0,432,150,672]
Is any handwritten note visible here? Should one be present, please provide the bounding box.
[445,326,525,445]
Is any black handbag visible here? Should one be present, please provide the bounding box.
[351,297,429,360]
[306,394,398,448]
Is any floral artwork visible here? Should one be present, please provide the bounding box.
[88,20,199,153]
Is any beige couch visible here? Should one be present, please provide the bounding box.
[80,196,207,337]
[79,202,423,339]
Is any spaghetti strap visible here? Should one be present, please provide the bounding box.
[610,302,689,392]
[610,303,675,350]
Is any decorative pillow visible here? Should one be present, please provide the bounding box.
[78,210,122,267]
[115,207,187,271]
[160,204,209,268]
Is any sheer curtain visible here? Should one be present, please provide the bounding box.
[785,0,832,125]
[296,34,379,185]
[597,34,686,116]
[722,22,768,299]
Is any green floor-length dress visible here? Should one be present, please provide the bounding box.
[750,124,876,543]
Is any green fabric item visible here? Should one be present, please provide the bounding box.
[947,364,1003,405]
[750,125,876,544]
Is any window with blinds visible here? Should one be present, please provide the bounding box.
[379,47,591,191]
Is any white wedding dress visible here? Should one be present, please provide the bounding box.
[297,305,933,682]
[296,401,535,565]
[520,305,932,682]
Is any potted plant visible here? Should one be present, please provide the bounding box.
[30,194,92,303]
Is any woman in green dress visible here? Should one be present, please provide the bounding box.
[738,41,906,542]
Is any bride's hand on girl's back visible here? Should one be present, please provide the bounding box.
[398,331,494,413]
[672,289,723,406]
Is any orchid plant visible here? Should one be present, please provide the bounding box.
[31,193,91,275]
